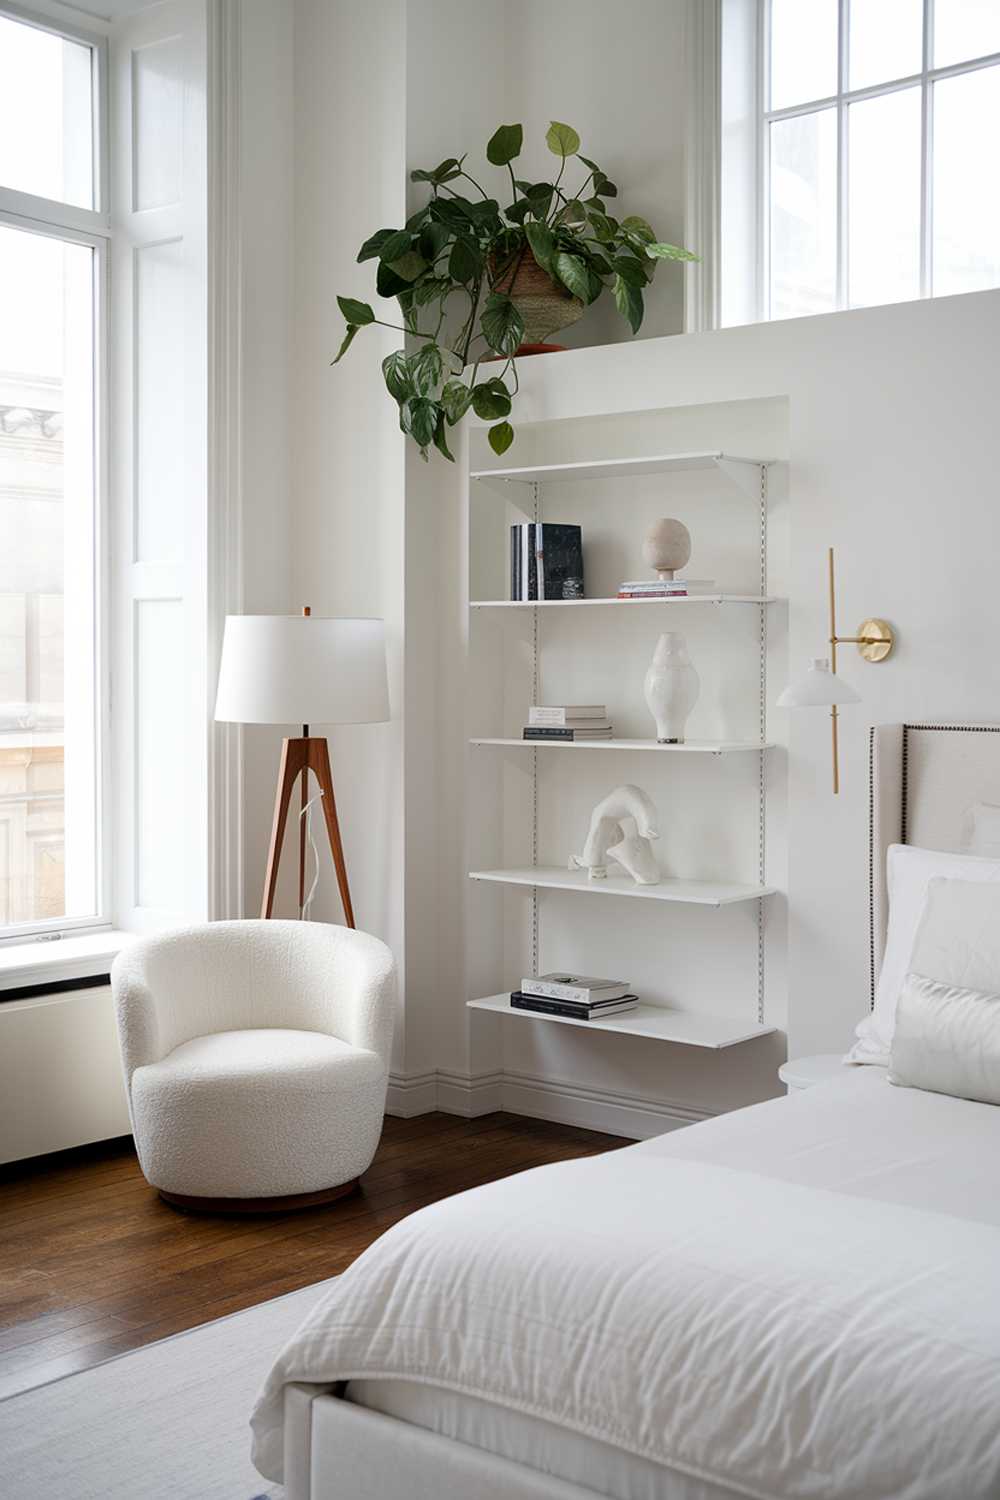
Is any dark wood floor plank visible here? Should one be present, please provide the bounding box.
[0,1111,627,1399]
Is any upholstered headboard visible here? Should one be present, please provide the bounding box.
[869,723,1000,1009]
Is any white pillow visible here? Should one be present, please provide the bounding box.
[889,971,1000,1105]
[910,878,1000,993]
[847,844,1000,1066]
[965,801,1000,859]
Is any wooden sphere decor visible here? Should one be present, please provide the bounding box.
[643,518,692,580]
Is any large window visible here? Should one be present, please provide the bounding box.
[719,0,1000,324]
[0,8,106,939]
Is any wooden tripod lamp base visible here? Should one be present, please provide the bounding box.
[260,734,355,926]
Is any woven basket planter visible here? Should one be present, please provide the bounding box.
[490,249,584,348]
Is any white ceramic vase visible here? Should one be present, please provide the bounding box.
[644,632,700,744]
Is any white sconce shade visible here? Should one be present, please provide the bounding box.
[214,614,389,726]
[777,657,861,709]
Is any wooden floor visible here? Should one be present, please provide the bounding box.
[0,1111,626,1400]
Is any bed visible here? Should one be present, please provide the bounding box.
[252,723,1000,1500]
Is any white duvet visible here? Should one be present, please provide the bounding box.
[252,1071,1000,1499]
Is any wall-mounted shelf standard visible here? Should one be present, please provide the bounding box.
[471,738,770,755]
[469,866,775,907]
[470,451,776,491]
[470,595,777,609]
[468,995,776,1049]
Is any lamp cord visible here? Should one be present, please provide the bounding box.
[299,789,325,921]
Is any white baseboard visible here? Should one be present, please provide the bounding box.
[385,1067,710,1139]
[385,1070,438,1118]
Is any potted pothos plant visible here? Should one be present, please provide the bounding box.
[333,120,697,460]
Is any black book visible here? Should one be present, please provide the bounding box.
[510,991,638,1020]
[510,523,584,601]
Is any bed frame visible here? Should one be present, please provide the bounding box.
[283,723,1000,1500]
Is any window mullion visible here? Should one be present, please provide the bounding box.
[920,0,933,297]
[836,0,849,308]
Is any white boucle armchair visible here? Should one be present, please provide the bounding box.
[111,920,396,1212]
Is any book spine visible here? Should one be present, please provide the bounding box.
[522,727,575,740]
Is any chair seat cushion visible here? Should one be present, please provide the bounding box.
[130,1029,387,1200]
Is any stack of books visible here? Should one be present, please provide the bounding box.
[523,705,613,742]
[617,578,714,599]
[511,974,638,1020]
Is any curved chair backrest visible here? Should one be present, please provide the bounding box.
[112,920,396,1085]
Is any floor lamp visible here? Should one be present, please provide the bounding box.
[214,611,389,924]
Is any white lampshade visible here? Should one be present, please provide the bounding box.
[214,614,389,726]
[777,657,861,709]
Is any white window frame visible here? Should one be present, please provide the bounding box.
[697,0,1000,328]
[0,0,113,943]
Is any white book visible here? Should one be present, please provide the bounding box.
[529,705,607,725]
[521,973,632,1002]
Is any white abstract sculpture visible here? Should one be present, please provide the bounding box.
[643,517,691,580]
[569,784,661,884]
[644,632,700,744]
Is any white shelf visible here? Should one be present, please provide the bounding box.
[470,594,776,609]
[469,866,775,907]
[471,738,769,755]
[468,994,775,1049]
[470,451,776,488]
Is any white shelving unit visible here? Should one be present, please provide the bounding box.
[465,446,778,1052]
[471,738,770,755]
[468,995,775,1049]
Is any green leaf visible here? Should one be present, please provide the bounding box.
[557,199,588,231]
[480,292,525,357]
[387,250,428,282]
[525,182,554,216]
[467,198,501,224]
[486,123,523,166]
[376,261,411,298]
[645,241,700,262]
[429,198,469,230]
[578,155,602,172]
[449,238,480,283]
[613,272,644,334]
[432,411,456,462]
[410,157,462,185]
[546,120,581,158]
[419,221,451,260]
[505,199,531,225]
[612,254,648,287]
[488,420,514,456]
[381,350,411,401]
[586,209,616,242]
[331,324,359,364]
[620,215,656,244]
[593,175,618,198]
[336,296,375,326]
[553,251,590,302]
[440,378,473,425]
[400,395,438,450]
[524,222,556,275]
[410,342,444,397]
[357,229,395,263]
[378,229,413,262]
[471,379,512,421]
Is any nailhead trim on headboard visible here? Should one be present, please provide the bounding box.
[869,723,1000,1011]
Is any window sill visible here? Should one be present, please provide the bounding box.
[0,930,133,993]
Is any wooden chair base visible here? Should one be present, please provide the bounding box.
[157,1179,360,1216]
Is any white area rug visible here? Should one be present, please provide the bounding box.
[0,1277,336,1500]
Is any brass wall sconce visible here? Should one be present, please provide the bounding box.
[777,548,895,793]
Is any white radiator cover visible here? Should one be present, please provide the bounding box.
[0,985,131,1164]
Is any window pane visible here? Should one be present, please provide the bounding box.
[849,0,923,89]
[933,65,1000,296]
[769,108,838,318]
[0,224,99,930]
[934,0,1000,67]
[770,0,839,109]
[0,15,94,209]
[849,87,922,306]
